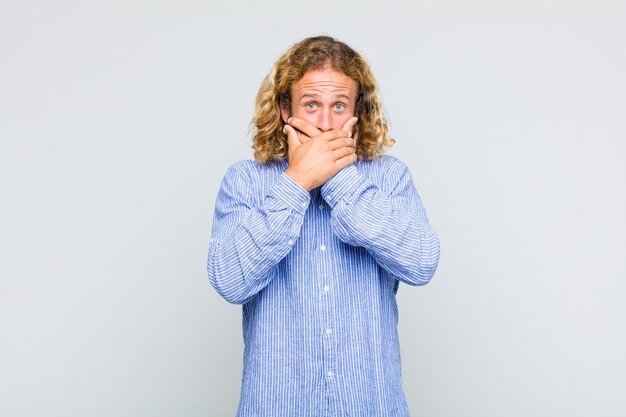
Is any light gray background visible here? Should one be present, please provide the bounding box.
[2,1,625,416]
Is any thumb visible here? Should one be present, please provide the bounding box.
[284,125,301,150]
[342,117,358,137]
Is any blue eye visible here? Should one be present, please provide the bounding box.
[306,103,317,110]
[334,103,346,111]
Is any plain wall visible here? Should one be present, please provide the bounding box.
[2,1,625,416]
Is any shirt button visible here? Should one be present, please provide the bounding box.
[323,285,329,292]
[318,204,324,210]
[320,244,326,251]
[287,239,293,245]
[327,370,334,377]
[327,194,332,200]
[301,202,308,209]
[326,328,332,335]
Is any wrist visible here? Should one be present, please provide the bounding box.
[285,167,314,192]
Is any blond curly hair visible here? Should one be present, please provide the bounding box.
[252,36,394,163]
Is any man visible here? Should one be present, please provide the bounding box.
[208,36,440,417]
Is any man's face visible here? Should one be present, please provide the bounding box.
[282,67,358,132]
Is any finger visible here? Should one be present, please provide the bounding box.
[341,117,358,137]
[296,130,312,144]
[283,125,301,150]
[335,152,358,170]
[316,129,350,142]
[328,136,356,151]
[288,117,322,137]
[332,145,356,160]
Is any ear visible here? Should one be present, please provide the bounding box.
[278,92,291,124]
[355,89,368,117]
[280,105,290,124]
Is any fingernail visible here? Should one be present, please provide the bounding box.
[283,126,288,134]
[287,117,293,123]
[351,117,358,125]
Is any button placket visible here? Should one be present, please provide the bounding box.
[318,225,337,388]
[314,194,339,404]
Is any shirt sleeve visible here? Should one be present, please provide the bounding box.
[320,158,440,286]
[207,163,310,304]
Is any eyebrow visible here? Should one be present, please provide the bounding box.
[299,93,351,101]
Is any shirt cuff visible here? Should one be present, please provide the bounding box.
[270,172,311,215]
[320,165,365,209]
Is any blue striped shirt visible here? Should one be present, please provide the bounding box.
[208,155,440,416]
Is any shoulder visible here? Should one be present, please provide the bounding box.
[354,155,418,195]
[357,154,410,181]
[359,154,408,171]
[224,159,260,176]
[223,159,286,181]
[220,159,288,202]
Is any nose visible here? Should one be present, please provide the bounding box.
[317,108,333,132]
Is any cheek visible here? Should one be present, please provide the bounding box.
[290,108,354,130]
[291,108,316,124]
[332,114,354,129]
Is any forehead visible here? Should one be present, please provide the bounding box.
[291,68,358,97]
